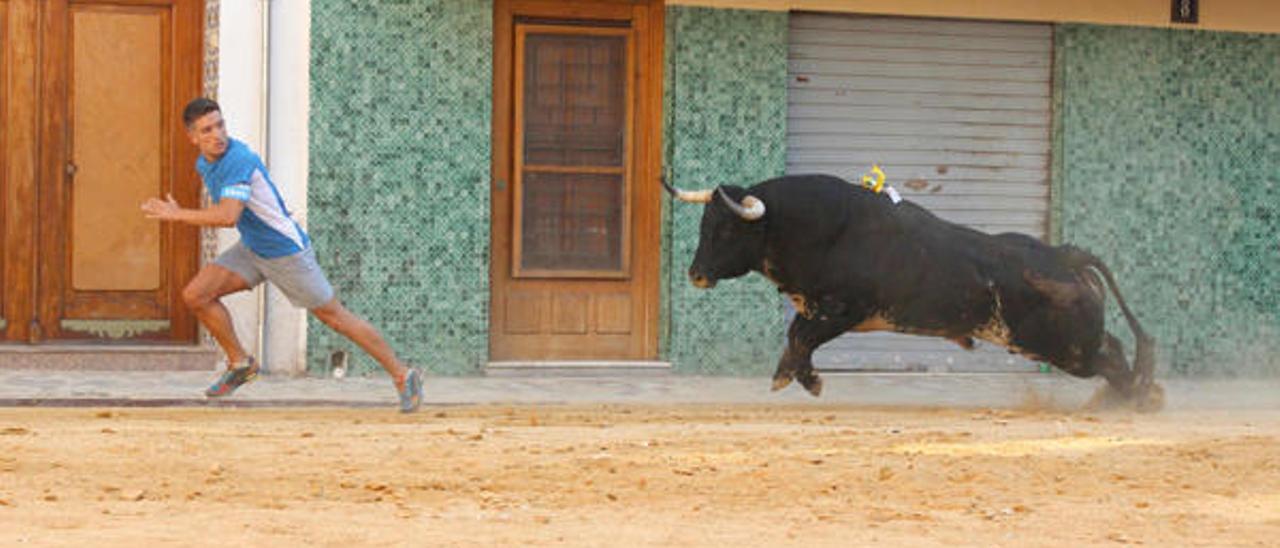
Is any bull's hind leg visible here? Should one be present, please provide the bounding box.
[1129,332,1161,411]
[773,315,852,397]
[1081,333,1165,412]
[1094,334,1135,395]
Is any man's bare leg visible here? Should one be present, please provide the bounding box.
[310,298,410,388]
[182,265,252,368]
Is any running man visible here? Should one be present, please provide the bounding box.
[142,97,423,412]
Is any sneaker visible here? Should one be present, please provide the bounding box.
[205,357,260,398]
[398,368,424,413]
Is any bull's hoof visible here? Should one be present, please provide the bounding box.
[1135,382,1166,414]
[1083,382,1128,411]
[798,374,823,397]
[1084,382,1166,413]
[771,374,794,392]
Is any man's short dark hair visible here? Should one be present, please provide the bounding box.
[183,97,221,127]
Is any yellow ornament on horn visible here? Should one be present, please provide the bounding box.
[861,164,886,193]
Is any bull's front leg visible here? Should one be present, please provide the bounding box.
[773,312,858,397]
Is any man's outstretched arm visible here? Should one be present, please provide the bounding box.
[142,193,244,227]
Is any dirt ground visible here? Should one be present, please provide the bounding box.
[1,403,1277,547]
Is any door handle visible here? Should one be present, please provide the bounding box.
[495,179,507,191]
[66,162,78,178]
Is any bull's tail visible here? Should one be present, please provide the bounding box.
[1062,246,1156,391]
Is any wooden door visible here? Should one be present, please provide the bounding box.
[489,0,663,361]
[30,0,201,343]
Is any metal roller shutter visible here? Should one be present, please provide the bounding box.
[785,13,1053,372]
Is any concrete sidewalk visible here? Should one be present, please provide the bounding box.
[1,369,1277,410]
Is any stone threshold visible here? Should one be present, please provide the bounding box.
[485,360,671,377]
[0,344,219,371]
[0,397,401,408]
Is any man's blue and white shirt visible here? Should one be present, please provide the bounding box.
[196,138,309,258]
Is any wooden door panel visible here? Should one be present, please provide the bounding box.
[500,287,638,358]
[550,293,588,334]
[594,293,632,334]
[69,7,165,292]
[490,0,663,362]
[504,292,544,334]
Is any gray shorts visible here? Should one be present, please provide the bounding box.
[214,242,336,310]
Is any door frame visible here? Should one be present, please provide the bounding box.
[488,0,664,361]
[2,0,39,341]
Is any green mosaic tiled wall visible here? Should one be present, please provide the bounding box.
[308,0,492,376]
[663,7,789,374]
[1055,25,1280,375]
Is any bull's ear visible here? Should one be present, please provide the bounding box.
[716,187,765,221]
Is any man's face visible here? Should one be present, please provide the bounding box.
[187,110,228,160]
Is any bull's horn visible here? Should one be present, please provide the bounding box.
[660,176,712,203]
[716,187,766,221]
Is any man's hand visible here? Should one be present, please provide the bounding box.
[142,194,182,221]
[142,191,243,227]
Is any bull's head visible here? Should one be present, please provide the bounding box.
[663,177,766,289]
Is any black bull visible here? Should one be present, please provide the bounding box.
[665,174,1163,411]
